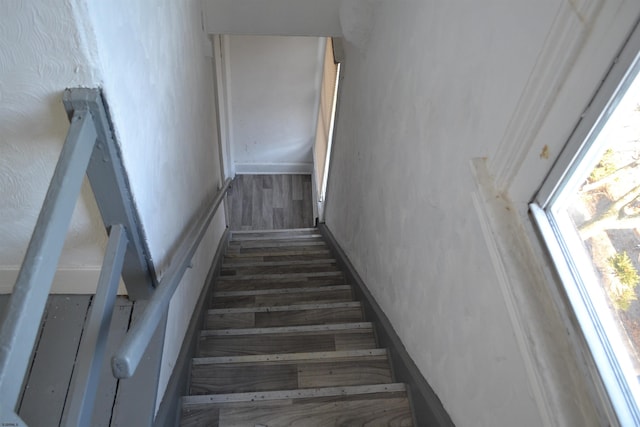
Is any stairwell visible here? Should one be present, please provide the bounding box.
[180,228,415,426]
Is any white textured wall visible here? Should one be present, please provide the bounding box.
[85,0,226,409]
[0,0,109,293]
[228,36,323,174]
[87,0,223,278]
[324,1,561,426]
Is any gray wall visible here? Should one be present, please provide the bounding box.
[324,0,640,425]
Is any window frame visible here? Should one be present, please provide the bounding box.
[530,20,640,426]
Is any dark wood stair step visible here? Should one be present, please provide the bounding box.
[230,228,318,240]
[181,384,413,427]
[205,302,364,329]
[215,275,345,292]
[223,249,332,260]
[210,285,353,308]
[189,349,392,395]
[220,262,339,276]
[230,233,322,242]
[226,243,328,254]
[197,323,376,357]
[229,236,326,249]
[217,271,343,282]
[222,258,337,268]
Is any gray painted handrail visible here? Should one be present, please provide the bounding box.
[111,177,232,378]
[63,88,157,300]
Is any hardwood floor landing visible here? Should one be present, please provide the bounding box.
[227,174,314,230]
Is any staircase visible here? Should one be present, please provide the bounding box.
[180,228,415,426]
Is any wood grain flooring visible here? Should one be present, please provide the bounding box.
[0,296,160,427]
[181,229,414,426]
[227,174,314,230]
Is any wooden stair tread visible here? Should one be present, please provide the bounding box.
[208,301,361,314]
[214,276,345,292]
[190,353,393,395]
[201,322,372,336]
[210,286,354,309]
[206,302,363,329]
[213,285,351,297]
[222,258,337,268]
[180,230,415,426]
[220,263,340,276]
[231,227,318,236]
[229,237,325,245]
[230,233,323,242]
[192,349,389,365]
[227,241,327,251]
[226,242,329,256]
[217,271,343,281]
[223,249,331,259]
[183,383,407,406]
[181,396,413,427]
[197,329,376,357]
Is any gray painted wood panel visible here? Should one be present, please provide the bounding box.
[19,295,91,426]
[90,298,133,427]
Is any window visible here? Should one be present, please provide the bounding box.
[531,22,640,425]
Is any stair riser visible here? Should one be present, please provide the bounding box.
[223,254,335,265]
[226,245,327,254]
[190,359,392,395]
[206,307,364,329]
[198,331,376,357]
[220,264,338,276]
[223,251,332,262]
[210,290,353,308]
[215,276,345,292]
[228,239,326,249]
[230,228,318,240]
[217,271,343,283]
[181,396,413,427]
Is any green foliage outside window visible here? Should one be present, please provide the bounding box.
[589,149,616,183]
[608,251,640,311]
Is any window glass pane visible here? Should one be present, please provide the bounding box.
[550,64,640,410]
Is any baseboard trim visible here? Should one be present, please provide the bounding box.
[318,224,455,427]
[234,162,313,175]
[153,229,230,427]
